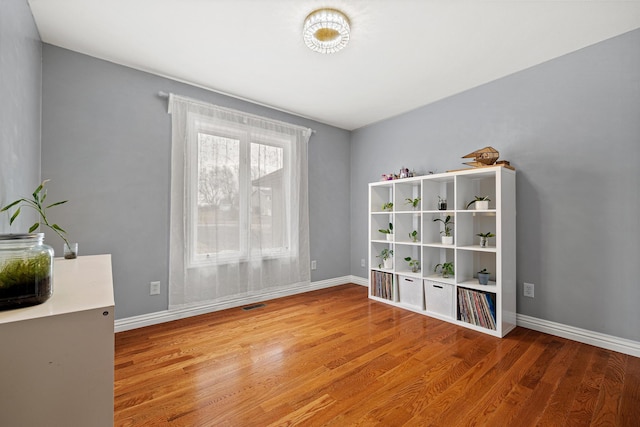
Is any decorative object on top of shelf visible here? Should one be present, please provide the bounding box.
[408,230,419,242]
[404,257,420,273]
[378,223,393,241]
[1,179,75,259]
[438,196,447,210]
[466,196,491,210]
[477,268,491,285]
[452,146,514,172]
[382,202,393,212]
[303,8,350,54]
[463,146,499,167]
[381,167,416,181]
[376,248,393,269]
[434,262,454,279]
[433,215,454,245]
[405,197,421,209]
[476,232,495,247]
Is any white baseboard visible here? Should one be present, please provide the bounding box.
[115,275,358,332]
[348,274,368,287]
[516,313,640,358]
[115,277,640,358]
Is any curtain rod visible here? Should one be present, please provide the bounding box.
[157,91,316,134]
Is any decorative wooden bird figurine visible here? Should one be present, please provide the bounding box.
[462,146,500,167]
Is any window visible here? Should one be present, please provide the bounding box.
[187,116,293,266]
[168,94,311,309]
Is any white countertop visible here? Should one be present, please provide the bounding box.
[0,254,114,324]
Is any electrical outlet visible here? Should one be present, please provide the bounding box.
[361,258,366,268]
[311,260,317,270]
[150,281,161,295]
[523,282,535,298]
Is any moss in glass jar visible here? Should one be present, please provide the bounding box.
[0,252,52,308]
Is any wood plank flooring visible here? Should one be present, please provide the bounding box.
[114,284,640,426]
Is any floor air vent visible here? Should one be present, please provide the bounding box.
[242,303,266,311]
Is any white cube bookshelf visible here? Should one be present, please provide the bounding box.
[368,166,516,337]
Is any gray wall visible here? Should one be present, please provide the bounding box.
[0,0,41,232]
[351,29,640,342]
[41,45,351,319]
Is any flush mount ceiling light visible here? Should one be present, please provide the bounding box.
[303,8,351,54]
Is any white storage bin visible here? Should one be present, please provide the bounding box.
[398,275,424,309]
[424,280,454,318]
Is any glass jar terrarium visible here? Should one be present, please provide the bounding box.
[0,233,54,310]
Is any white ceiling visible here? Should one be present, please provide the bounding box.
[28,0,640,130]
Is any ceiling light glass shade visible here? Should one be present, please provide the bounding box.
[303,8,350,54]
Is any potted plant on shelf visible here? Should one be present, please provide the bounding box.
[476,232,495,247]
[466,196,491,210]
[404,257,420,273]
[378,223,393,241]
[408,230,419,242]
[434,262,455,279]
[433,215,454,245]
[376,248,393,269]
[477,268,491,285]
[382,202,393,212]
[405,197,421,210]
[438,196,447,210]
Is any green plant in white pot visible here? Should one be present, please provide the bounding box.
[433,215,454,245]
[382,202,393,212]
[466,196,490,210]
[376,248,393,269]
[476,232,495,247]
[378,223,393,241]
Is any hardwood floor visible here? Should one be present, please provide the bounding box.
[114,284,640,426]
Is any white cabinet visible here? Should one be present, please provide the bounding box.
[368,166,516,337]
[0,255,115,426]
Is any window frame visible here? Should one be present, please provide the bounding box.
[185,113,294,268]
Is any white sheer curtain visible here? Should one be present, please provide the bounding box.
[168,94,311,309]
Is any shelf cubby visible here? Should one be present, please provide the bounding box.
[394,243,422,276]
[456,171,497,211]
[370,270,396,301]
[455,249,496,284]
[370,184,393,213]
[424,211,455,246]
[422,176,454,211]
[423,246,455,284]
[370,241,394,271]
[394,212,421,244]
[457,287,497,330]
[394,180,422,212]
[370,213,394,242]
[455,211,496,247]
